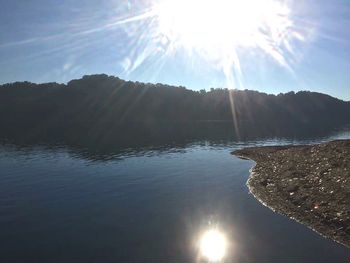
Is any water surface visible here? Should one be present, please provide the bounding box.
[1,127,350,262]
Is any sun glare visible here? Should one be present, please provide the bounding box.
[155,0,292,60]
[116,0,310,136]
[117,0,311,91]
[199,229,227,262]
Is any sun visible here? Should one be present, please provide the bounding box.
[119,0,308,90]
[154,0,292,59]
[199,229,227,262]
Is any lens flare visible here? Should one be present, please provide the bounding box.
[109,0,313,137]
[156,0,290,51]
[155,0,304,84]
[116,0,312,91]
[110,0,313,134]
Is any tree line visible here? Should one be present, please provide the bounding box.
[0,74,349,145]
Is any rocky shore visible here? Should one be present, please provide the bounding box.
[233,140,350,247]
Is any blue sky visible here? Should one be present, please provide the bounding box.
[0,0,350,100]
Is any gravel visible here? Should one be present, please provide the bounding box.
[233,140,350,247]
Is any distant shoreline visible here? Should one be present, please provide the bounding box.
[233,140,350,247]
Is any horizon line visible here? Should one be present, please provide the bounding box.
[1,73,349,102]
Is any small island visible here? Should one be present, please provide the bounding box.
[233,140,350,247]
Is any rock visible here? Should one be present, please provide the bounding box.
[260,179,268,187]
[286,184,299,193]
[233,140,350,248]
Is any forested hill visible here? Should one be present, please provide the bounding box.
[0,74,349,141]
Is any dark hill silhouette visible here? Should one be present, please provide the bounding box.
[0,74,349,147]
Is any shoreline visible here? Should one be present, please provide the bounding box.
[233,140,350,247]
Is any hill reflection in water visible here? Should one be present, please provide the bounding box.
[0,124,350,262]
[1,122,349,161]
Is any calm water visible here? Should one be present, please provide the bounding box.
[1,128,350,262]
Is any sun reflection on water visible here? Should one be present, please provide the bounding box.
[198,228,228,262]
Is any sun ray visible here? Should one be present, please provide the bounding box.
[110,0,314,133]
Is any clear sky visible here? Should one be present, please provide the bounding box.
[0,0,350,100]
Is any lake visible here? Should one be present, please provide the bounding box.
[1,126,350,262]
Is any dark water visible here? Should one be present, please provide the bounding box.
[1,126,350,263]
